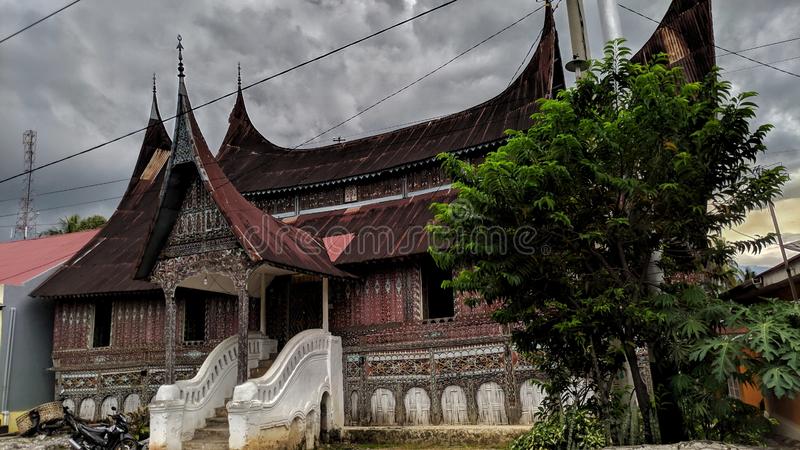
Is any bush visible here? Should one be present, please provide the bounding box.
[510,406,606,450]
[127,406,150,441]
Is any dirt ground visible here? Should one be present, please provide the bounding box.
[0,432,72,450]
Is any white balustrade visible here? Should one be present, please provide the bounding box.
[149,333,276,450]
[227,329,344,450]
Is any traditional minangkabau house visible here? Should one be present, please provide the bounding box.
[31,1,714,448]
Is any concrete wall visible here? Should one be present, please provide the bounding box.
[0,268,57,431]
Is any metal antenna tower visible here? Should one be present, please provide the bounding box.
[14,130,37,239]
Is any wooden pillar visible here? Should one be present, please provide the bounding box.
[259,273,267,335]
[322,277,329,332]
[164,288,177,385]
[237,282,249,384]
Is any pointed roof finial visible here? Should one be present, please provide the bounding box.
[237,62,242,90]
[152,73,157,94]
[177,35,185,78]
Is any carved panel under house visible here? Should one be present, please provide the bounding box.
[52,288,254,421]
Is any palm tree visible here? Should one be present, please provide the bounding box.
[44,214,106,235]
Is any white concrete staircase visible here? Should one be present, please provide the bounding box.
[227,329,345,450]
[182,359,275,450]
[150,334,277,450]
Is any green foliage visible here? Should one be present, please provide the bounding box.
[510,406,607,450]
[126,406,150,441]
[429,40,792,444]
[44,214,107,235]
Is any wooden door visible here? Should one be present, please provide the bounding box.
[441,385,468,424]
[477,382,508,425]
[404,388,431,425]
[349,391,359,424]
[519,380,546,424]
[370,388,396,425]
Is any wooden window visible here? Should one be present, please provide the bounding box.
[344,185,358,203]
[184,300,206,342]
[92,302,112,348]
[421,258,454,320]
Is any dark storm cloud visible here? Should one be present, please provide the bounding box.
[0,0,799,268]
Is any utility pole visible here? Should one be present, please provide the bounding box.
[14,130,37,240]
[597,0,623,42]
[565,0,591,78]
[769,202,798,301]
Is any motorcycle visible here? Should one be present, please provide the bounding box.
[61,403,138,450]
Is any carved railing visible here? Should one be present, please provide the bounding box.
[227,329,344,450]
[149,333,276,450]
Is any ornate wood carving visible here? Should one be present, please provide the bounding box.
[162,179,238,258]
[150,248,254,384]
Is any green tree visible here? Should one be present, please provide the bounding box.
[429,42,793,445]
[45,214,106,235]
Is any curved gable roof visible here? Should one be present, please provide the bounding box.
[135,76,352,280]
[632,0,715,82]
[217,3,565,194]
[32,94,172,298]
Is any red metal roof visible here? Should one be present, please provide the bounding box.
[0,230,100,286]
[291,189,456,265]
[216,3,565,194]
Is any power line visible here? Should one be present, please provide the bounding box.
[0,178,128,204]
[717,36,800,57]
[508,26,544,88]
[0,196,122,219]
[729,228,760,241]
[296,113,449,147]
[0,0,461,187]
[618,4,800,80]
[725,55,800,74]
[0,0,84,46]
[0,223,59,229]
[293,4,546,148]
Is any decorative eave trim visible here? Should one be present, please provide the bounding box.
[241,138,504,197]
[36,288,163,300]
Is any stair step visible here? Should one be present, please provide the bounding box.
[206,416,228,425]
[249,358,274,378]
[258,358,273,369]
[183,437,229,450]
[249,366,269,378]
[193,425,230,440]
[214,406,227,417]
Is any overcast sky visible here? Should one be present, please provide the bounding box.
[0,0,799,272]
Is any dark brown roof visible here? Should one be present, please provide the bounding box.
[32,97,172,298]
[632,0,715,83]
[135,77,352,279]
[290,189,456,265]
[32,0,717,299]
[216,3,565,194]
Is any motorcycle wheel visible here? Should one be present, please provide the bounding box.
[113,438,137,450]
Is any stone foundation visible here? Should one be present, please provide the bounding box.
[342,425,530,448]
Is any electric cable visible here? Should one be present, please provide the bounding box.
[0,0,461,186]
[0,0,83,45]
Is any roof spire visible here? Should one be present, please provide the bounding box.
[237,62,242,90]
[177,35,185,78]
[150,73,160,120]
